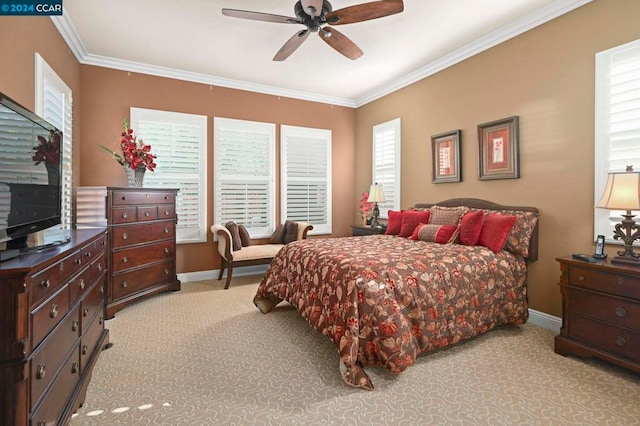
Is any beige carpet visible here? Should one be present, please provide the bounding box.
[70,276,640,425]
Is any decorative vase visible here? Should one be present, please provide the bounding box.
[362,214,367,226]
[126,167,145,187]
[45,163,59,186]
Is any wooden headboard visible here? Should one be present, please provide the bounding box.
[413,198,540,261]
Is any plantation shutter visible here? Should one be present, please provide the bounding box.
[35,53,72,231]
[214,117,276,238]
[130,108,208,244]
[280,125,331,235]
[594,39,640,243]
[372,118,401,218]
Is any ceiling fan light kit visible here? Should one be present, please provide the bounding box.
[222,0,404,61]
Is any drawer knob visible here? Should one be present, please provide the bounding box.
[615,336,626,346]
[85,252,91,257]
[122,281,128,288]
[145,211,151,217]
[164,227,169,233]
[79,279,85,290]
[41,279,50,288]
[36,364,46,379]
[38,422,45,426]
[100,286,105,295]
[98,263,103,272]
[164,210,170,216]
[617,277,624,285]
[72,320,79,332]
[615,307,627,318]
[84,307,90,317]
[82,344,88,355]
[50,304,58,318]
[164,268,169,275]
[122,256,128,263]
[99,316,103,325]
[122,233,128,240]
[164,247,169,254]
[72,362,79,374]
[75,258,82,265]
[577,275,585,282]
[122,212,128,219]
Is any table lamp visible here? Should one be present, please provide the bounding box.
[367,183,386,228]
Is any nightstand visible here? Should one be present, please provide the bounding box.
[555,256,640,373]
[351,224,385,236]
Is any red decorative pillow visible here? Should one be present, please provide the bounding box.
[459,210,485,246]
[410,223,427,240]
[477,213,517,253]
[416,224,458,244]
[399,210,431,238]
[385,210,404,235]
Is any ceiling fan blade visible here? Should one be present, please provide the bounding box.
[325,0,404,25]
[319,27,363,60]
[300,0,324,17]
[222,8,299,24]
[273,30,310,61]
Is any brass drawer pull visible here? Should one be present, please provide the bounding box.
[36,364,46,379]
[164,248,169,254]
[145,211,151,217]
[72,320,79,332]
[79,279,85,290]
[50,304,58,318]
[83,307,90,317]
[122,281,128,288]
[122,256,128,263]
[98,263,103,272]
[82,344,88,355]
[617,277,624,285]
[100,286,105,295]
[71,362,78,374]
[122,233,128,240]
[164,268,169,275]
[164,227,169,233]
[41,279,50,288]
[577,275,585,282]
[75,258,82,265]
[122,212,128,219]
[615,336,626,346]
[164,210,170,216]
[615,307,627,318]
[99,316,103,325]
[85,252,91,258]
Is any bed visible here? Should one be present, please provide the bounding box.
[253,198,539,389]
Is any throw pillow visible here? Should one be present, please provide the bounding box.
[238,224,251,247]
[410,223,427,240]
[225,221,243,251]
[385,210,404,235]
[416,224,459,244]
[477,213,517,253]
[459,210,485,246]
[429,205,468,226]
[282,220,299,244]
[399,210,431,238]
[270,224,285,244]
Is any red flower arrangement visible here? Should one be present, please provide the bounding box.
[360,191,374,216]
[32,129,61,165]
[100,119,156,171]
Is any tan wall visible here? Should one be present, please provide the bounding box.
[79,66,356,274]
[355,0,640,317]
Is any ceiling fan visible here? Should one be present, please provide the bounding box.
[222,0,404,61]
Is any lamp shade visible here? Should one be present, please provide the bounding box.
[367,184,386,203]
[597,170,640,210]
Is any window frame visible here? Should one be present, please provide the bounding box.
[372,118,401,218]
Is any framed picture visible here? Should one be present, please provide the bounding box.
[477,116,519,180]
[431,130,461,183]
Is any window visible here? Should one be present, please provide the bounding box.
[594,38,640,243]
[35,53,72,232]
[214,117,276,238]
[281,125,332,235]
[372,118,401,218]
[130,108,208,243]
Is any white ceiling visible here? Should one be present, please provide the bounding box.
[53,0,591,107]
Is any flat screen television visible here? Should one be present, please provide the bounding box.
[0,92,64,259]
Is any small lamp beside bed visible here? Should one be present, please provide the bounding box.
[367,183,386,228]
[596,165,640,265]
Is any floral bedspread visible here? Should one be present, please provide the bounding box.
[253,235,529,389]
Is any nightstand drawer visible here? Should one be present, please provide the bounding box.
[568,288,640,330]
[568,313,640,361]
[568,267,640,299]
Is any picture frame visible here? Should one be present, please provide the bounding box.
[477,116,520,180]
[431,129,462,183]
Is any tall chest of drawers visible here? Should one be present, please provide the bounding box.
[555,256,640,373]
[105,187,180,319]
[0,228,109,426]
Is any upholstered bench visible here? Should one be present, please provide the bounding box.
[211,221,313,289]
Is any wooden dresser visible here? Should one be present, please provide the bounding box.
[555,256,640,373]
[0,228,108,426]
[105,187,180,319]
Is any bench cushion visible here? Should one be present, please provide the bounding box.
[233,244,284,261]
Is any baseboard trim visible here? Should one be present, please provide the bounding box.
[179,269,563,333]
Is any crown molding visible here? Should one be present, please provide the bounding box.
[51,0,591,109]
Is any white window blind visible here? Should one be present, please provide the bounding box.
[214,117,276,238]
[281,125,332,235]
[594,38,640,244]
[372,118,401,218]
[130,108,208,244]
[35,53,72,232]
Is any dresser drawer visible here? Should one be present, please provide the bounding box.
[80,281,105,335]
[112,260,176,300]
[112,206,137,224]
[112,221,175,248]
[568,266,640,299]
[31,284,70,351]
[30,305,80,410]
[137,206,158,221]
[30,343,80,426]
[111,190,176,206]
[112,240,175,273]
[80,309,104,374]
[568,313,640,361]
[569,288,640,331]
[29,250,83,308]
